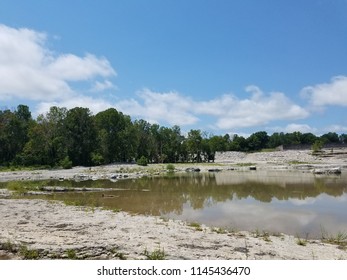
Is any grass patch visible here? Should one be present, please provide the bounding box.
[253,229,271,242]
[235,163,256,167]
[1,240,17,253]
[166,164,175,172]
[296,236,308,246]
[143,247,166,260]
[189,222,203,231]
[66,249,77,259]
[260,148,277,152]
[0,165,52,172]
[321,227,347,249]
[20,245,39,259]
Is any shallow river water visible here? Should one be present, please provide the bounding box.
[3,170,347,238]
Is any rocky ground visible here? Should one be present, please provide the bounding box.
[0,148,347,260]
[1,199,346,260]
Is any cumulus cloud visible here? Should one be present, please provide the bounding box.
[91,80,116,92]
[198,86,309,129]
[36,95,114,116]
[0,23,314,131]
[116,89,198,126]
[283,123,316,133]
[301,76,347,107]
[115,87,309,129]
[0,24,116,102]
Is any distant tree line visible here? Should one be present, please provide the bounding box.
[1,105,346,168]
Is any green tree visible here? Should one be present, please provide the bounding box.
[229,134,248,151]
[339,134,347,144]
[247,131,269,151]
[301,133,317,145]
[21,106,68,166]
[159,125,184,163]
[186,129,203,162]
[133,119,156,161]
[321,132,339,143]
[207,135,229,162]
[64,107,97,166]
[94,108,130,163]
[0,105,32,165]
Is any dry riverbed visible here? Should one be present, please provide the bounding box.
[1,148,347,260]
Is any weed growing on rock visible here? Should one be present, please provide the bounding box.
[296,233,309,246]
[143,247,166,260]
[189,222,203,231]
[1,240,16,253]
[20,245,39,259]
[66,249,77,259]
[321,227,347,249]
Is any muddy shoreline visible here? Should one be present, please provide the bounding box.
[1,149,347,260]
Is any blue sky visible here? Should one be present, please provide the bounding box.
[0,0,347,136]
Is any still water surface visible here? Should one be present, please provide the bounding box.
[5,170,347,238]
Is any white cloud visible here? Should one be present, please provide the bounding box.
[324,124,347,133]
[36,95,114,116]
[91,80,116,92]
[115,87,309,129]
[0,24,116,102]
[47,53,115,81]
[116,88,199,126]
[301,76,347,107]
[0,24,315,131]
[198,86,309,129]
[284,123,316,133]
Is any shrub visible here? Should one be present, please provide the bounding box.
[91,153,104,166]
[166,164,175,172]
[59,156,73,169]
[312,140,324,153]
[136,156,148,166]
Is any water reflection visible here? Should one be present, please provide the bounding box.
[5,170,347,238]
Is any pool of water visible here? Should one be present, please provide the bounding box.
[2,170,347,238]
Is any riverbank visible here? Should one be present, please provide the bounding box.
[1,199,346,260]
[1,148,346,260]
[1,148,347,183]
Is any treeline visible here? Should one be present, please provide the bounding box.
[1,105,346,168]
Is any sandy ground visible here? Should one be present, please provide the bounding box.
[0,148,347,260]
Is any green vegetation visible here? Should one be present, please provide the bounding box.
[143,247,166,260]
[66,249,77,259]
[59,156,73,169]
[1,105,346,169]
[1,240,16,253]
[296,234,308,246]
[20,245,39,259]
[312,140,324,154]
[136,156,148,166]
[166,164,175,172]
[189,222,203,231]
[321,227,347,249]
[253,229,271,242]
[235,162,256,167]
